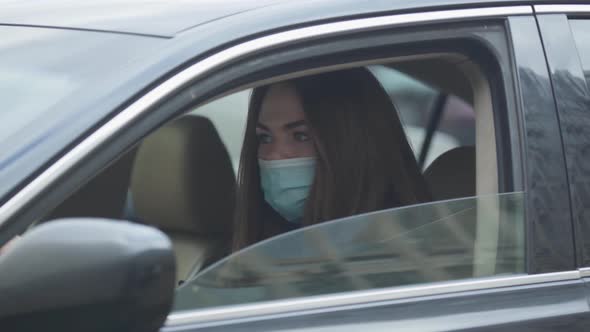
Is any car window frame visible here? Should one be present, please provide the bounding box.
[0,4,579,328]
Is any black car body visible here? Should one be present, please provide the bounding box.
[1,1,590,331]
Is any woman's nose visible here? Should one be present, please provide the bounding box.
[265,141,297,160]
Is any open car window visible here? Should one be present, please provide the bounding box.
[174,192,524,311]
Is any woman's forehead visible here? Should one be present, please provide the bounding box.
[258,83,306,125]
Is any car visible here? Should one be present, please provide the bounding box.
[1,1,590,331]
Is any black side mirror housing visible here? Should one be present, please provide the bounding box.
[0,219,176,332]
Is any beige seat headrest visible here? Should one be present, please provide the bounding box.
[424,146,475,201]
[130,115,235,235]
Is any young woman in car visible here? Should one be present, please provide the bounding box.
[232,67,431,251]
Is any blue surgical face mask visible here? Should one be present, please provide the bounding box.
[258,157,316,223]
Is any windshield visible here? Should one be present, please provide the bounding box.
[0,25,162,201]
[174,193,524,311]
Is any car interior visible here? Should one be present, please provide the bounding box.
[38,53,501,283]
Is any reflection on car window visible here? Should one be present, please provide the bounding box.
[571,20,590,86]
[174,193,524,311]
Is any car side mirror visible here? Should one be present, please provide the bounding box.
[0,219,176,332]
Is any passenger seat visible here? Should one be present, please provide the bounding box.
[130,115,235,283]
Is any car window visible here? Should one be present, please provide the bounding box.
[570,20,590,86]
[41,56,501,290]
[34,23,512,308]
[161,55,497,274]
[174,192,524,311]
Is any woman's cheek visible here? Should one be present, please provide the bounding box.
[257,144,270,159]
[300,141,317,157]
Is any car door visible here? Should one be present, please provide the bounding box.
[159,5,585,332]
[534,3,590,307]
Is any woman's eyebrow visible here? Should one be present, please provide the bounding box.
[284,120,307,130]
[256,123,270,130]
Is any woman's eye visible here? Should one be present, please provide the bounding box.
[257,133,272,144]
[293,132,310,142]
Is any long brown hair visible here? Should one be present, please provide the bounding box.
[232,67,430,250]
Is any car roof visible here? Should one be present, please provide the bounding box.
[0,0,287,37]
[0,0,582,37]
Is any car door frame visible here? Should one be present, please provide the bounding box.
[161,7,581,330]
[0,4,583,331]
[158,3,588,331]
[534,4,590,272]
[165,9,583,330]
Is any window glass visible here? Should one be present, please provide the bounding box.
[570,20,590,85]
[174,193,525,311]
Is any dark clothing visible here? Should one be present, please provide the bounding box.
[259,203,300,240]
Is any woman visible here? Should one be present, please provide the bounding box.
[232,67,431,251]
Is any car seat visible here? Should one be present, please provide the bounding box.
[423,146,475,200]
[130,115,236,283]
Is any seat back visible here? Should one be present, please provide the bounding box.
[130,115,235,282]
[424,146,475,201]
